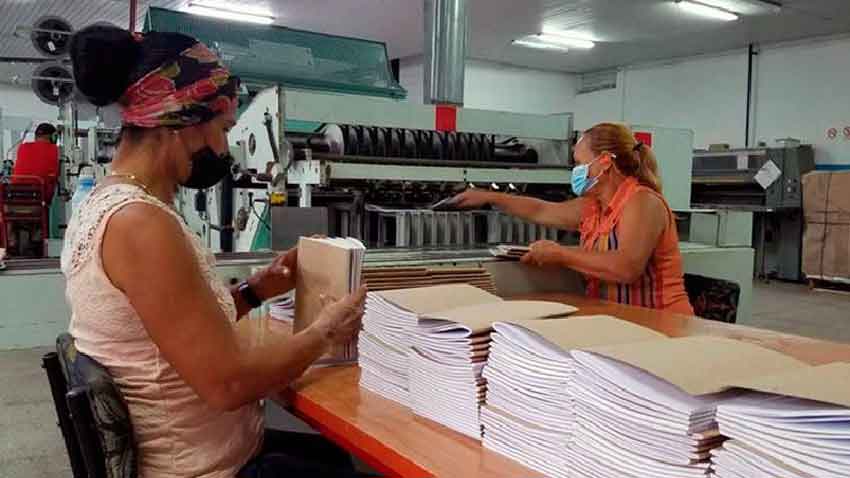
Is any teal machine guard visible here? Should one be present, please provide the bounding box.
[144,7,407,100]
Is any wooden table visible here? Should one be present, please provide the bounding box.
[287,293,850,478]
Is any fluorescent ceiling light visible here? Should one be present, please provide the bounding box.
[186,1,275,24]
[676,1,739,21]
[512,38,569,52]
[535,33,595,49]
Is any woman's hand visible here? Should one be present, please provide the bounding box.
[309,286,367,348]
[521,240,567,268]
[450,190,495,209]
[249,247,298,300]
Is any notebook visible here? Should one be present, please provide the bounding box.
[480,316,666,477]
[408,300,578,439]
[711,363,850,478]
[294,236,365,364]
[567,336,812,477]
[358,284,503,407]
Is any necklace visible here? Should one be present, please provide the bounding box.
[108,172,151,194]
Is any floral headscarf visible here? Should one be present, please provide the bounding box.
[121,42,238,128]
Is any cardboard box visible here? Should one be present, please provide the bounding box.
[802,171,850,281]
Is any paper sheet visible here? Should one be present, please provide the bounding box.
[754,159,783,190]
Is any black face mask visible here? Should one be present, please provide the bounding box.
[181,147,234,189]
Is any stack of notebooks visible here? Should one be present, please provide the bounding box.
[712,362,850,478]
[480,316,666,477]
[362,266,497,294]
[294,236,365,363]
[407,297,577,439]
[358,284,501,407]
[567,336,812,477]
[489,244,530,260]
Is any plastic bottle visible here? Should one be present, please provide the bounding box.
[70,172,96,214]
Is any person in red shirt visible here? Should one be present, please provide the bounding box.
[13,123,60,204]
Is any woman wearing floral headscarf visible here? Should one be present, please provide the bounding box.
[64,25,370,478]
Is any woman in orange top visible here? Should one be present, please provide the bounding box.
[453,122,694,315]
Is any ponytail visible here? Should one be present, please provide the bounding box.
[633,143,662,193]
[583,122,663,193]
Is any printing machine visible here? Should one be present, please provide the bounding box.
[182,86,574,253]
[691,146,815,281]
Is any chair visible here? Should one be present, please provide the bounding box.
[42,333,138,478]
[684,273,741,324]
[0,175,49,258]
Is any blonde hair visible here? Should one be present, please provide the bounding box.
[583,122,662,193]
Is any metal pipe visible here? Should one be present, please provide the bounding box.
[423,0,468,105]
[129,0,138,32]
[745,43,758,148]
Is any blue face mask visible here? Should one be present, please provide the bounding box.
[571,157,602,196]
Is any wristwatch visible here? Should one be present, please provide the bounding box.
[237,281,263,308]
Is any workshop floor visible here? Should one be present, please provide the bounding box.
[1,281,849,478]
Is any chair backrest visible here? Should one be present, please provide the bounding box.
[42,351,89,478]
[51,333,139,478]
[684,273,741,324]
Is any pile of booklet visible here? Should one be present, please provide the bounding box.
[358,284,501,407]
[712,362,850,478]
[352,276,850,478]
[567,336,811,477]
[362,266,497,294]
[408,299,576,439]
[294,237,365,364]
[489,244,530,260]
[481,316,665,477]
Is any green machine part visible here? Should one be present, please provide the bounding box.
[250,203,271,251]
[144,7,406,100]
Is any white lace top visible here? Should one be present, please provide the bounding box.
[61,184,263,478]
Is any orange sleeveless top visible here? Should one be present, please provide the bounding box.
[579,177,694,315]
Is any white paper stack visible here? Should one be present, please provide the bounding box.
[567,337,809,478]
[481,316,666,478]
[358,293,420,406]
[408,300,577,439]
[711,363,850,478]
[357,285,503,407]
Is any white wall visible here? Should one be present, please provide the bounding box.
[624,53,749,149]
[0,84,61,121]
[571,53,749,148]
[399,57,578,115]
[571,35,850,167]
[755,36,850,167]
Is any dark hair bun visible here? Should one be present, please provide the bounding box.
[70,24,141,106]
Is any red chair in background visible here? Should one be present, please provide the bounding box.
[0,175,50,258]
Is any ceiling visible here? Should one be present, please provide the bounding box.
[1,0,850,75]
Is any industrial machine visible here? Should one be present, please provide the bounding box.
[691,146,815,281]
[191,86,574,252]
[140,7,575,253]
